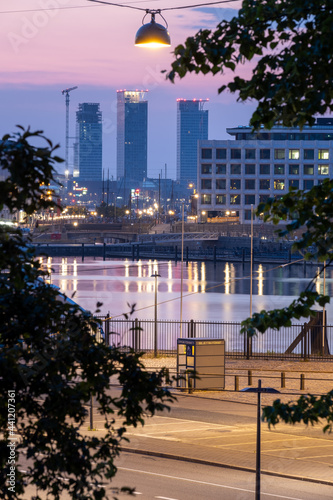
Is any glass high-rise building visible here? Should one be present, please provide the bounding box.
[75,103,102,182]
[177,99,209,186]
[117,90,148,187]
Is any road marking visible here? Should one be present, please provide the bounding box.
[156,496,179,500]
[118,467,306,500]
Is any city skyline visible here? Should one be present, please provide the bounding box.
[0,0,254,181]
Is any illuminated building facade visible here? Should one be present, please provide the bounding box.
[177,99,209,186]
[117,90,148,188]
[75,103,102,182]
[198,118,333,223]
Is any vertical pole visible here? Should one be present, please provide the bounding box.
[247,204,254,359]
[89,394,93,430]
[151,273,160,357]
[256,379,261,500]
[180,202,184,338]
[322,262,326,357]
[82,243,84,262]
[103,242,106,261]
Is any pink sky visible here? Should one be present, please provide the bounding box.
[0,0,253,179]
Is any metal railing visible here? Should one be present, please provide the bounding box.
[98,317,333,361]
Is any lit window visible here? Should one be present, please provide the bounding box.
[216,194,226,205]
[318,164,329,175]
[274,180,285,190]
[201,194,211,204]
[289,149,300,160]
[230,194,240,205]
[318,149,329,160]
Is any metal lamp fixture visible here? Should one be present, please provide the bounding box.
[135,10,171,47]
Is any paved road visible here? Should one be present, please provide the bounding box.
[18,452,333,499]
[85,389,333,486]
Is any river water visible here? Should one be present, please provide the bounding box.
[39,256,333,325]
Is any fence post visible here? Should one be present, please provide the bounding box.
[281,372,286,388]
[188,320,195,338]
[135,318,139,351]
[248,370,252,386]
[234,375,239,391]
[300,373,305,390]
[105,316,110,346]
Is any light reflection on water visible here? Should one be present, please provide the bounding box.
[39,256,333,323]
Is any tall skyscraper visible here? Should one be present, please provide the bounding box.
[75,103,102,182]
[177,99,209,186]
[117,90,148,187]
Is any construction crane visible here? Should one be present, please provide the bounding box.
[61,86,78,177]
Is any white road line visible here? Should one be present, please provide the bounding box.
[156,496,179,500]
[118,467,306,500]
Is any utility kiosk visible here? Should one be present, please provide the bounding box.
[177,338,225,390]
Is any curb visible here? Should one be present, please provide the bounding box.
[121,447,333,487]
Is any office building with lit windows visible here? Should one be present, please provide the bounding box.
[75,103,102,183]
[198,118,333,224]
[177,99,208,186]
[117,90,148,189]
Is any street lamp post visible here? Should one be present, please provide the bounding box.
[241,380,280,500]
[151,272,161,357]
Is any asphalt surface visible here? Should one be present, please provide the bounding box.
[83,388,333,487]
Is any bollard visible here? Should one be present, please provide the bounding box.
[300,373,305,390]
[248,370,252,386]
[281,372,286,388]
[188,375,193,394]
[234,375,239,391]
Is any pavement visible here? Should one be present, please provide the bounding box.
[83,386,333,487]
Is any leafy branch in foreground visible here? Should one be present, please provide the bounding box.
[0,127,177,499]
[167,0,333,130]
[263,391,333,434]
[241,179,333,336]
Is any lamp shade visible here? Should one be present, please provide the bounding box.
[135,18,171,47]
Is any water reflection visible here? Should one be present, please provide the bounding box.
[37,256,333,322]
